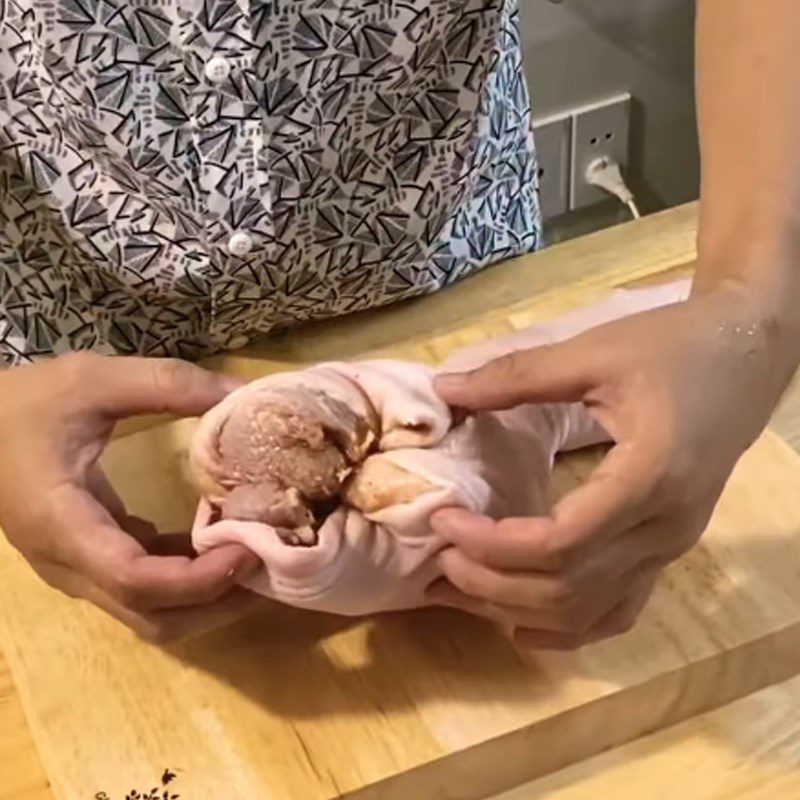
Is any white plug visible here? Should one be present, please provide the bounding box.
[584,157,641,220]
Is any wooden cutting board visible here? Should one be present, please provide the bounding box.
[496,672,800,800]
[3,431,800,800]
[5,203,800,799]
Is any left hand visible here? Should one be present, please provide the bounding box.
[428,283,799,649]
[0,354,262,644]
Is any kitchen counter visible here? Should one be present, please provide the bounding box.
[5,201,800,800]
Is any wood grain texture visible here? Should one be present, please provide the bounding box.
[5,202,698,800]
[4,433,800,800]
[0,651,50,800]
[495,673,800,800]
[6,200,800,800]
[772,374,800,453]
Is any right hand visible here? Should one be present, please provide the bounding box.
[0,352,262,643]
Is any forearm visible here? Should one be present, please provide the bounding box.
[694,0,800,315]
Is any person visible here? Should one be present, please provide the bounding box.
[0,1,797,647]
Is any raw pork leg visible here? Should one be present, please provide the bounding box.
[190,280,689,616]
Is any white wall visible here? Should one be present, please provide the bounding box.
[520,0,699,238]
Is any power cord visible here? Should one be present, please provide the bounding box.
[585,157,641,220]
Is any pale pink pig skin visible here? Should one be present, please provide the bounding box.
[190,280,690,617]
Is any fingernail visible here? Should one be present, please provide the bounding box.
[434,372,467,394]
[430,508,483,538]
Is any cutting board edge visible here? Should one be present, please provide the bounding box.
[340,618,800,800]
[111,203,700,442]
[3,432,797,800]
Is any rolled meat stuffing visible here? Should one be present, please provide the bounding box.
[214,383,377,543]
[190,280,690,616]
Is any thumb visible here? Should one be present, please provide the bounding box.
[74,354,243,419]
[434,337,596,411]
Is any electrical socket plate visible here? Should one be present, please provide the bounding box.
[532,113,571,220]
[570,93,631,211]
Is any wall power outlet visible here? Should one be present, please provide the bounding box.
[569,93,631,211]
[533,94,633,220]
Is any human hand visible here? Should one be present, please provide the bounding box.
[430,285,799,649]
[0,353,262,643]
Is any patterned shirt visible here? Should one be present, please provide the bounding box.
[0,0,541,365]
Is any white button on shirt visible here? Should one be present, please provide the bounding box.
[204,56,232,83]
[0,1,541,365]
[228,231,254,257]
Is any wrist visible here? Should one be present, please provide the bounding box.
[695,204,800,332]
[690,264,800,390]
[696,194,800,293]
